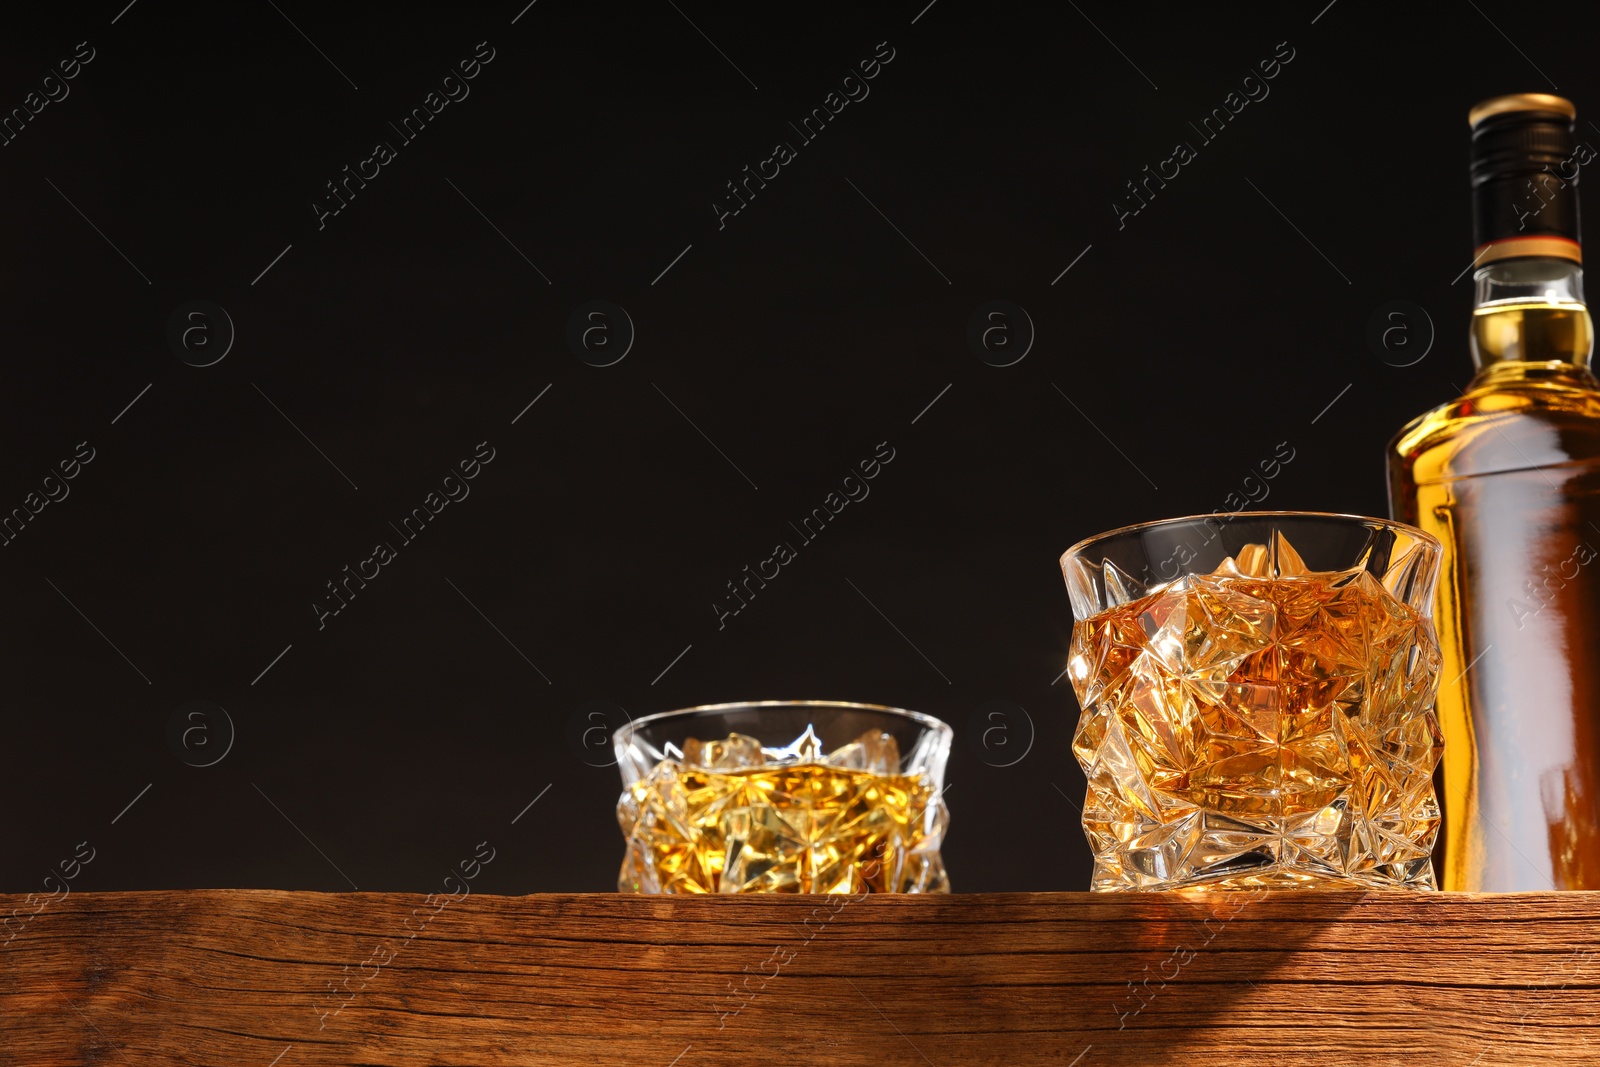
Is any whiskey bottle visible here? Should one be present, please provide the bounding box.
[1389,94,1600,890]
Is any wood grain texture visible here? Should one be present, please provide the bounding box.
[2,891,1598,1066]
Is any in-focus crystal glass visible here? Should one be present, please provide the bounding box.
[613,701,952,893]
[1061,512,1444,890]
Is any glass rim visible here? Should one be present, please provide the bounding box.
[612,699,951,747]
[1059,510,1441,569]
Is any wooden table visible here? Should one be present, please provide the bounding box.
[3,890,1597,1065]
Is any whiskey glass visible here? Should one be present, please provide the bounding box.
[613,700,952,893]
[1061,512,1444,890]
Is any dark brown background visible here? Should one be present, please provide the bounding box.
[1,0,1588,894]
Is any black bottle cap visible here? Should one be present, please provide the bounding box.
[1469,93,1583,265]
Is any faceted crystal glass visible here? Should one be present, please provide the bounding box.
[614,701,952,893]
[1061,513,1444,890]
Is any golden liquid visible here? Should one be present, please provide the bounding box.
[1473,301,1593,364]
[1390,300,1600,890]
[1068,554,1442,890]
[617,751,948,894]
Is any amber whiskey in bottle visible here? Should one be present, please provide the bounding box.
[1389,94,1600,890]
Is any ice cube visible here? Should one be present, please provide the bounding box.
[681,732,765,771]
[1216,533,1310,579]
[826,729,902,774]
[1219,543,1270,578]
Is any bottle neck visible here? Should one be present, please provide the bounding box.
[1470,256,1595,375]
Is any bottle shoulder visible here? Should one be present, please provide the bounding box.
[1390,363,1600,484]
